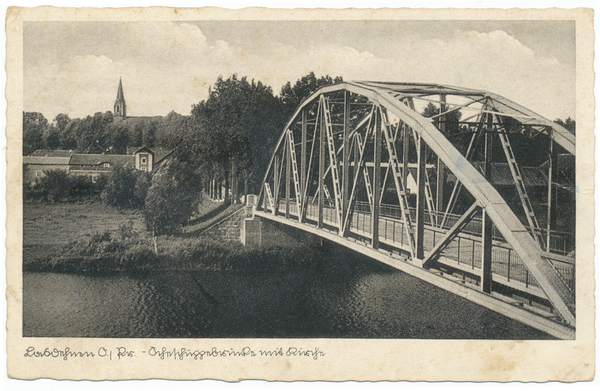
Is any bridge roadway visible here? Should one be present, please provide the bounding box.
[254,199,575,340]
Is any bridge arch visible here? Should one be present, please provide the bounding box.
[256,81,575,331]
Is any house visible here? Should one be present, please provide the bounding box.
[130,146,173,172]
[23,146,173,184]
[23,156,71,183]
[68,153,135,182]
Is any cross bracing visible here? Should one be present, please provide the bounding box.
[256,81,576,336]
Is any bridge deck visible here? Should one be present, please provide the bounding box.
[274,199,574,294]
[254,207,575,340]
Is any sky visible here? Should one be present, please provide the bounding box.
[23,20,576,122]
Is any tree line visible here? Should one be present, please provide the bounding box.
[23,110,189,156]
[23,72,343,234]
[24,72,575,235]
[24,72,343,196]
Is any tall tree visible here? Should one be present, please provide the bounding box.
[43,123,61,150]
[190,74,286,195]
[555,117,576,135]
[43,113,71,150]
[59,119,77,151]
[23,112,47,155]
[142,122,157,147]
[144,173,198,235]
[55,113,71,132]
[100,164,139,209]
[280,72,343,114]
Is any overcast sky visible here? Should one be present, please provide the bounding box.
[23,20,575,122]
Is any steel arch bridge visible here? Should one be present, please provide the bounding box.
[255,81,576,339]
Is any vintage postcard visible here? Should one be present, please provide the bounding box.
[5,6,595,381]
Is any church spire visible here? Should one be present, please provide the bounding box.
[114,77,126,118]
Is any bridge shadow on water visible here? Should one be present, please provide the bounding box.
[22,222,555,340]
[238,224,556,340]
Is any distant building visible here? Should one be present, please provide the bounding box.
[114,77,126,118]
[68,153,135,182]
[23,147,172,183]
[23,78,176,183]
[23,150,72,182]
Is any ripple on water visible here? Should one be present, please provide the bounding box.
[24,257,555,339]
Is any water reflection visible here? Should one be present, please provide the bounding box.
[23,252,553,339]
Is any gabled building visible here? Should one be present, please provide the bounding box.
[68,153,135,182]
[23,153,72,182]
[131,146,173,172]
[23,146,173,184]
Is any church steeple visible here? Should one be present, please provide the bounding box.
[114,77,126,118]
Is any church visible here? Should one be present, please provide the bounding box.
[114,77,126,118]
[23,78,173,184]
[110,77,164,123]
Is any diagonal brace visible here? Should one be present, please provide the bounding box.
[422,203,480,269]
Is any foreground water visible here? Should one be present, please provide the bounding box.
[23,249,552,339]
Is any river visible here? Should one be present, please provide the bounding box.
[23,247,553,339]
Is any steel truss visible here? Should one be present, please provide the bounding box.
[257,81,576,328]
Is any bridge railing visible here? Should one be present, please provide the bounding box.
[273,198,575,296]
[357,201,575,256]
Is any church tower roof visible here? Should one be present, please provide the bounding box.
[116,77,125,101]
[114,77,127,118]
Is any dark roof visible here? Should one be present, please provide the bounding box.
[153,148,173,163]
[30,149,74,158]
[116,77,125,101]
[133,146,154,154]
[23,156,71,165]
[69,154,134,167]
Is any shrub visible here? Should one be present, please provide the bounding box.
[101,164,140,209]
[119,245,156,268]
[69,175,96,199]
[116,220,136,240]
[133,171,152,208]
[64,230,114,257]
[34,169,72,202]
[144,173,199,235]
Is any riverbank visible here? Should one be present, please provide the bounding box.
[23,201,555,340]
[23,200,315,276]
[23,234,321,276]
[23,200,145,264]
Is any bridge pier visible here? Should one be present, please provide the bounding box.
[241,216,315,248]
[241,195,306,248]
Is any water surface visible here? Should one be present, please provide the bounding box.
[23,250,553,339]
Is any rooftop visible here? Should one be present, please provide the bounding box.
[69,154,135,167]
[29,150,74,158]
[23,156,71,165]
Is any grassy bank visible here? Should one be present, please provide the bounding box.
[24,234,318,276]
[23,200,314,276]
[23,200,145,264]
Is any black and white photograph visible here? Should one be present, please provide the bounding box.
[5,5,595,382]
